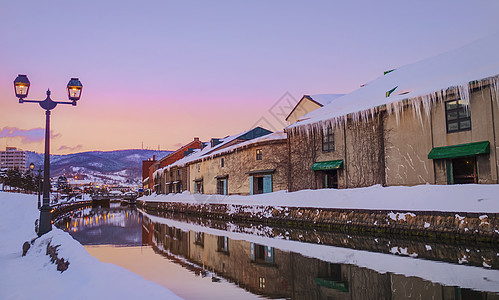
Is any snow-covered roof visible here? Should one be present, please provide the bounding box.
[207,131,286,158]
[152,130,286,177]
[307,94,345,106]
[153,128,262,177]
[288,33,499,132]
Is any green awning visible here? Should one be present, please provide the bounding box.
[311,160,344,171]
[314,278,349,292]
[428,141,490,160]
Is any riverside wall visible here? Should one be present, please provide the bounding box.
[138,200,499,242]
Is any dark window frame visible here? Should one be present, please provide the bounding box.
[217,178,227,195]
[256,149,263,160]
[445,99,471,133]
[322,127,335,152]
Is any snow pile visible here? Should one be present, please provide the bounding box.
[140,184,499,213]
[0,192,182,300]
[288,33,499,134]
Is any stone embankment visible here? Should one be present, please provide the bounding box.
[138,200,499,242]
[51,201,92,218]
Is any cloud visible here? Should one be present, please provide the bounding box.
[57,144,83,152]
[0,127,61,143]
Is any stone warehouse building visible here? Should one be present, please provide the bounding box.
[188,131,287,195]
[154,127,278,195]
[150,137,203,194]
[286,34,499,191]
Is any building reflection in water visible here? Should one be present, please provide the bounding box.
[58,206,498,300]
[58,204,142,246]
[142,214,498,300]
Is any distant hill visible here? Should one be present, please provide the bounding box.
[26,149,172,185]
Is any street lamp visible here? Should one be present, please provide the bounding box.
[29,163,34,194]
[14,74,83,236]
[30,163,43,209]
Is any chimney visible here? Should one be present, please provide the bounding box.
[153,155,155,161]
[194,137,199,141]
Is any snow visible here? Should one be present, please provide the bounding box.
[141,211,499,293]
[388,212,416,221]
[154,130,285,178]
[287,33,499,133]
[308,93,345,106]
[207,131,286,159]
[140,184,499,213]
[0,192,182,300]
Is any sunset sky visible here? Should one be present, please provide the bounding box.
[1,0,499,154]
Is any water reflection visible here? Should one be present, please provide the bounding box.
[143,214,499,299]
[57,206,499,299]
[57,203,142,246]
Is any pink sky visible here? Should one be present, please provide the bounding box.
[1,1,499,154]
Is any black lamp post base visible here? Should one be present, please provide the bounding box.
[38,205,52,236]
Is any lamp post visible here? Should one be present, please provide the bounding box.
[29,162,35,194]
[36,167,42,209]
[29,163,42,207]
[14,74,83,236]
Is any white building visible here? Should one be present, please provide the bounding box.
[0,147,27,172]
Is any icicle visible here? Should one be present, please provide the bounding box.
[291,75,499,136]
[458,84,471,107]
[490,76,499,107]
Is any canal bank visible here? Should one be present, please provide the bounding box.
[55,197,499,298]
[137,184,499,242]
[0,192,182,300]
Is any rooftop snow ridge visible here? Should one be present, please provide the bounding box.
[287,33,499,134]
[307,94,345,106]
[153,127,275,175]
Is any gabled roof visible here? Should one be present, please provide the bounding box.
[285,94,344,121]
[208,131,286,158]
[153,127,273,177]
[308,94,345,106]
[287,33,499,132]
[158,138,201,163]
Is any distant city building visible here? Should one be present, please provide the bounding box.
[0,147,27,172]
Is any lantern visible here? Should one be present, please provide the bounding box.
[14,74,30,98]
[67,78,83,101]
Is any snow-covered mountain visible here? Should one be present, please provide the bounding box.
[26,149,171,185]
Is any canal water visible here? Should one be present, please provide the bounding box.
[56,203,499,299]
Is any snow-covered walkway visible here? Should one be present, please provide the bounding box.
[140,184,499,213]
[0,192,182,300]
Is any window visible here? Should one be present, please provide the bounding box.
[322,170,338,189]
[447,157,477,184]
[197,164,200,172]
[194,180,203,194]
[217,236,229,253]
[221,158,224,168]
[194,232,204,246]
[259,277,265,289]
[251,243,274,264]
[170,171,173,177]
[254,176,264,194]
[177,169,181,176]
[217,178,227,195]
[445,99,471,133]
[250,175,272,195]
[322,127,334,152]
[256,149,262,160]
